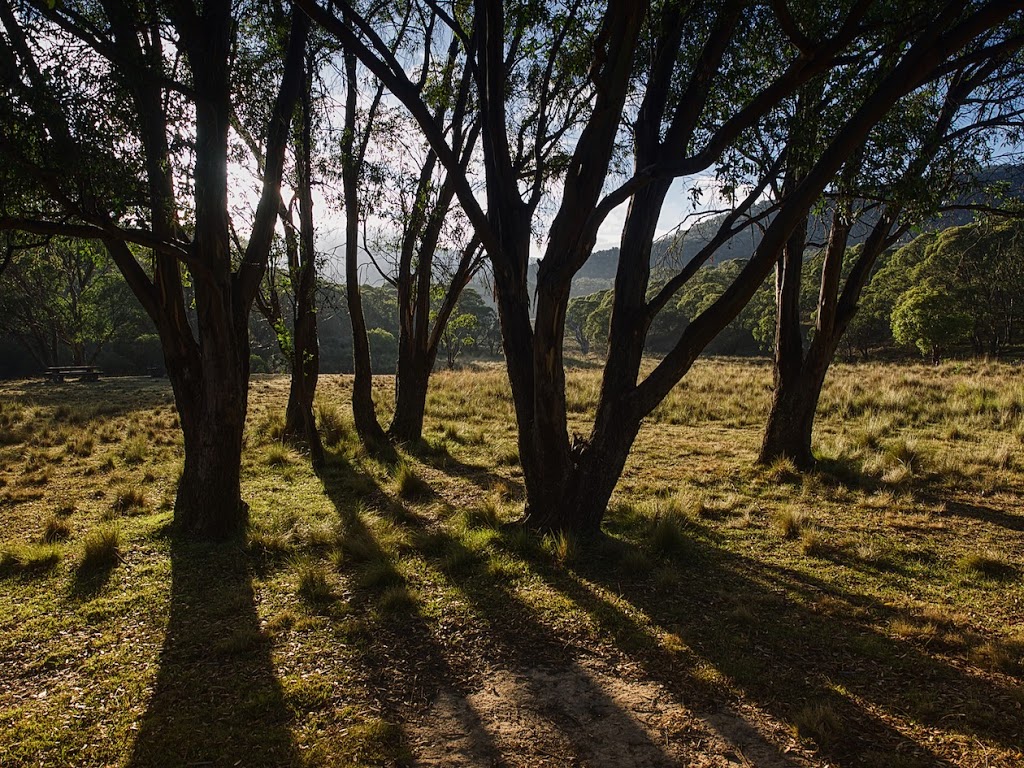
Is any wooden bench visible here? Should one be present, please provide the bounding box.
[44,365,101,382]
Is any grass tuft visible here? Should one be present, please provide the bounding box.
[41,515,72,543]
[462,499,502,529]
[265,443,294,467]
[66,434,95,457]
[543,529,578,565]
[958,550,1016,581]
[296,561,335,605]
[775,507,809,539]
[793,702,842,747]
[648,509,692,560]
[394,462,431,501]
[120,434,149,465]
[377,585,417,614]
[0,543,62,578]
[78,526,121,575]
[317,401,351,447]
[112,485,147,515]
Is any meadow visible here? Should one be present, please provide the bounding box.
[0,359,1022,767]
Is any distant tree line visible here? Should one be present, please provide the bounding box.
[566,217,1024,363]
[0,247,501,378]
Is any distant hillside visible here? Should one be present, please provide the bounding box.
[546,162,1024,298]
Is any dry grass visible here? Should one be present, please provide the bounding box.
[1,362,1023,767]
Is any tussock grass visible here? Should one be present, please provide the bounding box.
[647,501,694,560]
[775,507,810,539]
[793,702,842,747]
[264,442,294,467]
[111,485,147,515]
[316,401,350,447]
[296,560,335,605]
[0,542,62,577]
[41,515,72,543]
[542,530,578,565]
[65,433,95,457]
[2,365,1024,767]
[494,443,520,466]
[461,498,503,529]
[958,550,1016,581]
[78,525,121,575]
[394,461,431,500]
[120,434,149,465]
[377,585,418,613]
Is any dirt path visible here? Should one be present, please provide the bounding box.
[406,657,813,767]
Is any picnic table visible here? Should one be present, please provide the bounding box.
[44,365,101,382]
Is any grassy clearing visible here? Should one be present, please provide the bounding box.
[1,362,1022,767]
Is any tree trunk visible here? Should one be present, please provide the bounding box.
[522,399,643,534]
[389,346,431,443]
[283,299,324,467]
[169,347,249,539]
[759,205,811,466]
[281,60,324,469]
[342,50,389,453]
[759,369,820,469]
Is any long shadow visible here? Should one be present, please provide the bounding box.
[408,526,714,767]
[127,538,299,767]
[927,494,1024,532]
[316,452,683,765]
[407,439,519,496]
[315,451,503,765]
[531,519,1023,767]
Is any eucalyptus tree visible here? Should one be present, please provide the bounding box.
[0,0,307,537]
[300,0,1024,534]
[335,4,492,448]
[759,50,1024,467]
[889,218,1024,359]
[248,18,328,467]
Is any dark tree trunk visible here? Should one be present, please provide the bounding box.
[760,366,823,469]
[759,203,812,466]
[172,367,249,538]
[390,349,431,442]
[282,56,324,468]
[341,50,389,453]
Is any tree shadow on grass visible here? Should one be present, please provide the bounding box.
[314,451,502,764]
[127,538,298,768]
[926,495,1024,532]
[14,378,175,420]
[529,515,1023,767]
[315,451,686,766]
